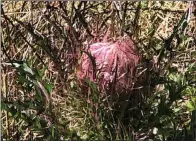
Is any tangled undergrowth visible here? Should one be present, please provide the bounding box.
[1,1,196,141]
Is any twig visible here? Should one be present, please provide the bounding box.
[126,7,193,14]
[121,1,128,35]
[113,1,122,22]
[133,2,141,39]
[1,10,50,70]
[73,5,94,38]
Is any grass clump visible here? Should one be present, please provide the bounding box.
[1,1,196,140]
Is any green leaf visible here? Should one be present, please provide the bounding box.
[1,102,8,110]
[38,68,46,78]
[52,126,55,137]
[186,101,195,111]
[44,83,53,94]
[17,75,32,84]
[22,63,34,75]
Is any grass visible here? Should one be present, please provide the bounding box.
[1,1,196,140]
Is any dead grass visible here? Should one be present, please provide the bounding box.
[1,1,196,140]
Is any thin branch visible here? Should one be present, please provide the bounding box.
[121,1,128,35]
[73,5,94,38]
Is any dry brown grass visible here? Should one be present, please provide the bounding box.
[1,1,196,140]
